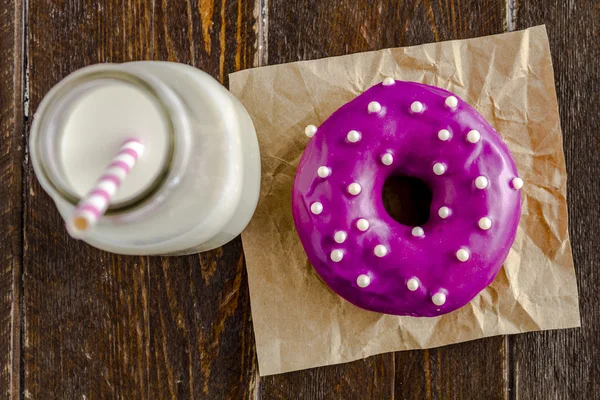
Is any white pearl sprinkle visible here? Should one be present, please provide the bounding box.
[433,163,446,176]
[348,183,362,196]
[412,227,424,237]
[382,77,395,86]
[356,218,370,231]
[357,274,371,288]
[438,206,451,219]
[475,176,489,189]
[305,125,317,138]
[410,101,424,113]
[479,217,492,230]
[512,177,524,190]
[467,129,481,143]
[347,130,361,143]
[407,278,419,291]
[368,101,382,113]
[330,250,343,262]
[334,231,347,244]
[381,153,394,166]
[310,202,323,215]
[456,248,470,262]
[432,292,446,306]
[445,96,458,108]
[438,129,451,141]
[374,245,388,257]
[317,166,331,178]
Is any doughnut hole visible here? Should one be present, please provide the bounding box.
[382,176,432,227]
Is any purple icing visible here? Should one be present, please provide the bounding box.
[292,80,522,317]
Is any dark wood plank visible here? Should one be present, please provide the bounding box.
[147,242,258,399]
[147,0,258,398]
[264,1,508,398]
[257,354,394,400]
[267,0,506,65]
[262,2,395,396]
[24,1,154,397]
[397,1,510,396]
[257,354,395,400]
[395,338,508,399]
[510,1,600,398]
[0,0,23,398]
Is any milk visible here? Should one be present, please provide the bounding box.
[30,62,261,255]
[60,83,170,204]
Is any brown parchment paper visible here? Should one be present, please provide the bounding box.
[229,25,580,376]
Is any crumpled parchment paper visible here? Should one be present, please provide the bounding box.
[229,25,580,376]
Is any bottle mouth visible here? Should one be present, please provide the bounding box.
[30,65,191,215]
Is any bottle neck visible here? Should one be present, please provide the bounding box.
[30,64,192,215]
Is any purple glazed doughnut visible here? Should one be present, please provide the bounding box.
[292,78,523,317]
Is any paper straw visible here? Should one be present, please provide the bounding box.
[69,139,144,237]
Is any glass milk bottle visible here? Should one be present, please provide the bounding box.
[30,62,261,255]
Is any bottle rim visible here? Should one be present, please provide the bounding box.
[30,64,192,215]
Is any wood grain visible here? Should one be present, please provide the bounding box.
[395,338,508,399]
[387,8,510,397]
[510,1,600,398]
[148,0,258,398]
[266,0,506,65]
[147,243,258,399]
[24,0,258,398]
[264,1,508,399]
[153,0,256,84]
[257,354,394,400]
[10,0,599,398]
[24,0,153,397]
[0,0,23,398]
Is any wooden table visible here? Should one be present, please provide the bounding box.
[1,0,598,398]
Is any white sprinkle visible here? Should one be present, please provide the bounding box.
[347,130,361,143]
[330,250,343,262]
[438,206,451,219]
[445,96,458,108]
[374,245,388,257]
[348,183,362,195]
[456,248,470,262]
[310,202,323,215]
[479,217,492,230]
[381,153,394,166]
[432,292,446,306]
[407,278,419,291]
[438,129,451,141]
[412,227,424,237]
[357,274,371,288]
[317,166,331,178]
[475,176,489,189]
[433,163,446,176]
[305,125,317,138]
[334,231,347,244]
[410,101,424,113]
[512,177,524,190]
[382,77,395,86]
[467,129,481,143]
[356,218,370,231]
[368,101,382,113]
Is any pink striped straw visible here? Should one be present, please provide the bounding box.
[69,139,144,237]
